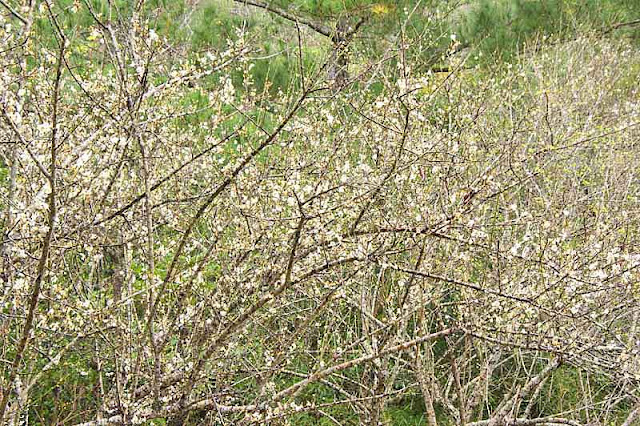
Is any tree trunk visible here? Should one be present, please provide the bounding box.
[329,18,350,88]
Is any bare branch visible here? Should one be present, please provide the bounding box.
[232,0,332,38]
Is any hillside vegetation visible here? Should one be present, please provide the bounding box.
[1,0,639,425]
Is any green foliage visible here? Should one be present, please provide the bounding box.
[614,61,640,93]
[457,0,640,62]
[534,368,633,424]
[189,1,326,93]
[28,341,105,423]
[385,400,429,425]
[274,0,396,16]
[0,161,8,189]
[191,1,250,48]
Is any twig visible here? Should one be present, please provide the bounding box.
[604,18,640,34]
[232,0,332,38]
[0,0,27,25]
[0,42,64,423]
[273,328,456,401]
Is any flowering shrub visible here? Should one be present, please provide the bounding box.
[0,2,639,424]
